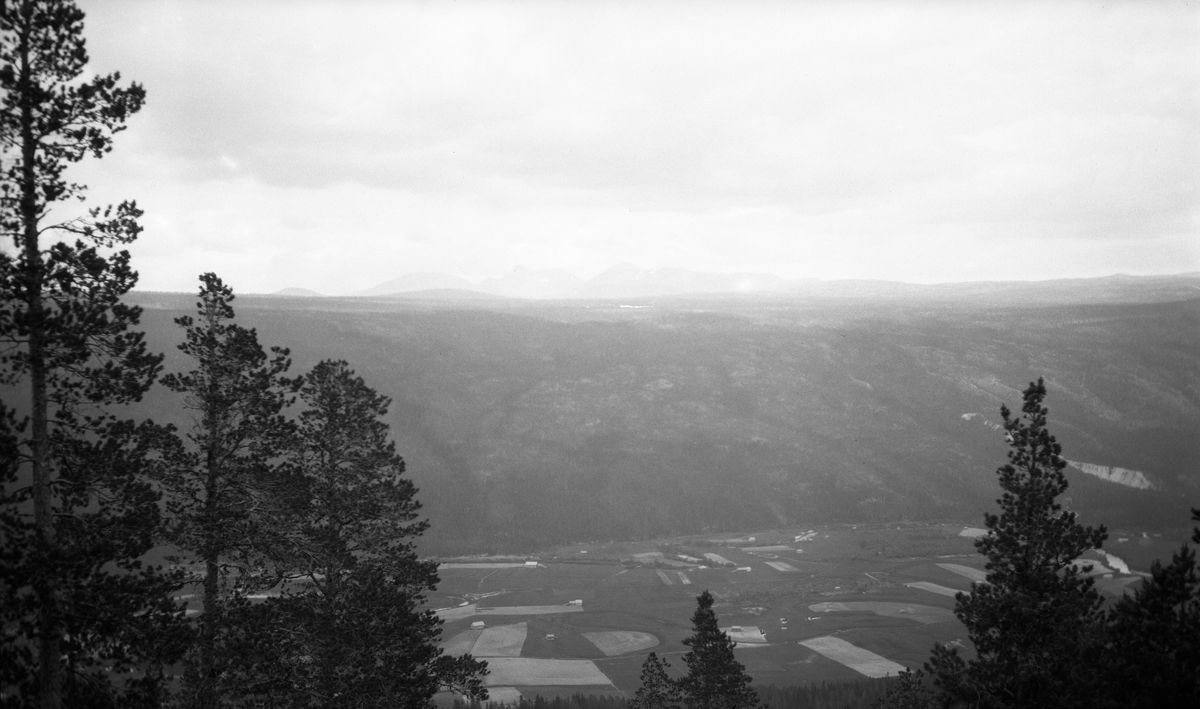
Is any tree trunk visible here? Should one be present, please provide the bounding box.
[200,441,221,709]
[17,0,62,704]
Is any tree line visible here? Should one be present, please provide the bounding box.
[1,1,487,707]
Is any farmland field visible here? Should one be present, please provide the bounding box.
[485,658,614,686]
[799,636,908,678]
[473,623,529,657]
[583,631,660,656]
[430,522,1160,697]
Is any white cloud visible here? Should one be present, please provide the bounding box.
[71,0,1200,293]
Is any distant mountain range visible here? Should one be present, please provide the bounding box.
[355,264,800,299]
[281,266,1200,303]
[273,287,324,297]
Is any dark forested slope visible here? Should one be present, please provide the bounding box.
[127,277,1200,553]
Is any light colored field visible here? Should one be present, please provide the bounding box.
[676,571,691,585]
[484,658,613,686]
[722,626,767,644]
[809,601,955,625]
[656,570,674,585]
[472,623,528,657]
[937,563,987,583]
[436,604,478,621]
[959,527,988,538]
[765,561,799,572]
[583,631,659,656]
[484,688,524,704]
[477,605,583,615]
[906,581,963,598]
[632,552,663,562]
[742,545,791,553]
[704,553,733,566]
[439,563,532,569]
[799,636,908,678]
[441,628,485,656]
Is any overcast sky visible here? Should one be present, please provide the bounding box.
[70,0,1198,295]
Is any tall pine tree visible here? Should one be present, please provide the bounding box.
[263,360,488,708]
[677,590,759,709]
[159,273,298,708]
[1,1,188,706]
[925,378,1107,707]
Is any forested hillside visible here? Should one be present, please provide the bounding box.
[127,281,1200,554]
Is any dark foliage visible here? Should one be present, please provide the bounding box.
[1096,507,1200,707]
[677,590,760,709]
[255,359,487,707]
[1,1,188,706]
[159,273,299,708]
[924,378,1107,707]
[630,652,681,709]
[882,380,1198,708]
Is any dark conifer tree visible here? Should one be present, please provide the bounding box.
[262,359,487,707]
[159,273,298,708]
[925,378,1107,707]
[0,1,188,705]
[677,590,759,709]
[630,652,681,709]
[1098,507,1200,707]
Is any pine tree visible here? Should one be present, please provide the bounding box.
[1,1,188,705]
[677,590,759,709]
[252,359,488,707]
[159,273,298,708]
[925,378,1107,707]
[630,652,681,709]
[1098,507,1200,707]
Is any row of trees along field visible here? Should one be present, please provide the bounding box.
[0,1,487,707]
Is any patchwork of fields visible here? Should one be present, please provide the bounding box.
[430,522,1154,703]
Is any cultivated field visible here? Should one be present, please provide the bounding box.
[583,631,660,656]
[485,658,614,686]
[431,521,1159,698]
[799,636,908,678]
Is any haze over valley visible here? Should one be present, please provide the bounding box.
[131,272,1200,555]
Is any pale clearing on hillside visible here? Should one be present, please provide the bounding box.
[656,570,674,585]
[958,527,988,538]
[765,561,799,572]
[800,636,908,679]
[472,623,528,657]
[484,658,613,686]
[936,563,987,583]
[583,631,660,656]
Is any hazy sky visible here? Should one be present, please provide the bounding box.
[70,0,1198,295]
